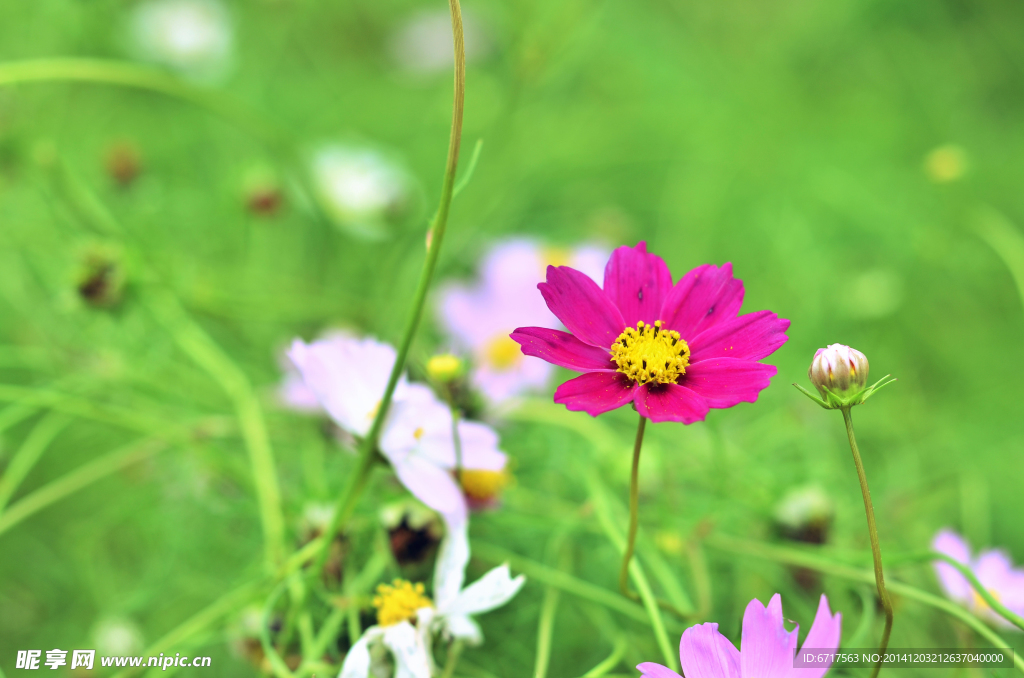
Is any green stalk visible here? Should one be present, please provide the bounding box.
[842,407,894,678]
[586,470,678,671]
[582,636,627,678]
[310,0,466,579]
[441,640,466,678]
[146,288,286,569]
[0,413,71,514]
[473,541,651,623]
[619,414,647,598]
[0,437,168,537]
[0,58,280,144]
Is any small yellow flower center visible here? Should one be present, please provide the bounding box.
[459,468,510,501]
[484,335,522,371]
[610,320,690,385]
[427,354,463,382]
[413,427,424,441]
[373,579,433,627]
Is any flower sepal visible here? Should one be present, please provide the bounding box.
[794,374,896,410]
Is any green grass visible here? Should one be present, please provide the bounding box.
[2,0,1024,676]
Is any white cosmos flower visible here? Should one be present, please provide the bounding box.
[437,238,609,407]
[311,145,409,240]
[288,335,506,527]
[130,0,232,80]
[338,523,525,678]
[389,9,492,76]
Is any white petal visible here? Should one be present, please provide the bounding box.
[339,626,384,678]
[444,614,483,645]
[288,336,404,437]
[391,456,467,523]
[456,421,507,471]
[433,519,471,610]
[382,622,432,678]
[380,384,452,465]
[443,564,525,617]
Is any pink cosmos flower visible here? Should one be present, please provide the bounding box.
[637,594,841,678]
[438,238,608,406]
[932,529,1024,628]
[511,242,790,423]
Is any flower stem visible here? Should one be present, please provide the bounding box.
[841,407,894,678]
[310,0,466,580]
[619,414,648,598]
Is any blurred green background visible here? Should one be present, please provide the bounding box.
[2,0,1024,675]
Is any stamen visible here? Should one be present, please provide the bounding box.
[373,579,433,627]
[609,320,690,386]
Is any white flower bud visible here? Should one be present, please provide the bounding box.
[809,344,869,398]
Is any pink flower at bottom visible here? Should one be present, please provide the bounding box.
[512,242,790,423]
[638,594,841,678]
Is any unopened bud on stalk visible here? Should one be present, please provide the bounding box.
[427,353,464,383]
[796,343,895,410]
[809,344,869,399]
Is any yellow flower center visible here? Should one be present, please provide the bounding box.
[373,579,433,627]
[610,320,690,385]
[427,354,463,382]
[484,335,522,371]
[459,468,510,501]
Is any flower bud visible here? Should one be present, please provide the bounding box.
[809,344,869,398]
[426,353,464,384]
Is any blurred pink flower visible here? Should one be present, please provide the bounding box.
[288,335,507,527]
[438,238,608,406]
[512,241,789,423]
[933,529,1024,628]
[637,594,841,678]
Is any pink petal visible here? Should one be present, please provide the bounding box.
[688,311,790,363]
[634,383,710,424]
[932,529,972,602]
[792,595,842,678]
[659,264,744,339]
[539,266,625,349]
[511,327,614,372]
[740,594,799,678]
[678,623,741,678]
[603,242,674,328]
[392,455,467,526]
[553,371,637,417]
[683,358,777,408]
[636,663,683,678]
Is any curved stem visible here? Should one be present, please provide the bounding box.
[842,407,894,678]
[619,414,648,597]
[310,0,466,580]
[0,58,281,144]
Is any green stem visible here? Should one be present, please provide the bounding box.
[534,583,561,678]
[262,581,298,678]
[619,414,647,598]
[0,413,71,514]
[472,541,652,624]
[586,470,678,671]
[582,636,627,678]
[842,406,893,678]
[310,0,466,579]
[146,288,286,569]
[0,436,168,538]
[0,58,281,144]
[110,580,263,678]
[441,640,466,678]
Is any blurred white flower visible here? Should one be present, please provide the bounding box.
[310,145,410,240]
[92,617,144,656]
[389,9,492,75]
[288,334,507,528]
[130,0,233,80]
[339,522,524,678]
[437,239,609,407]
